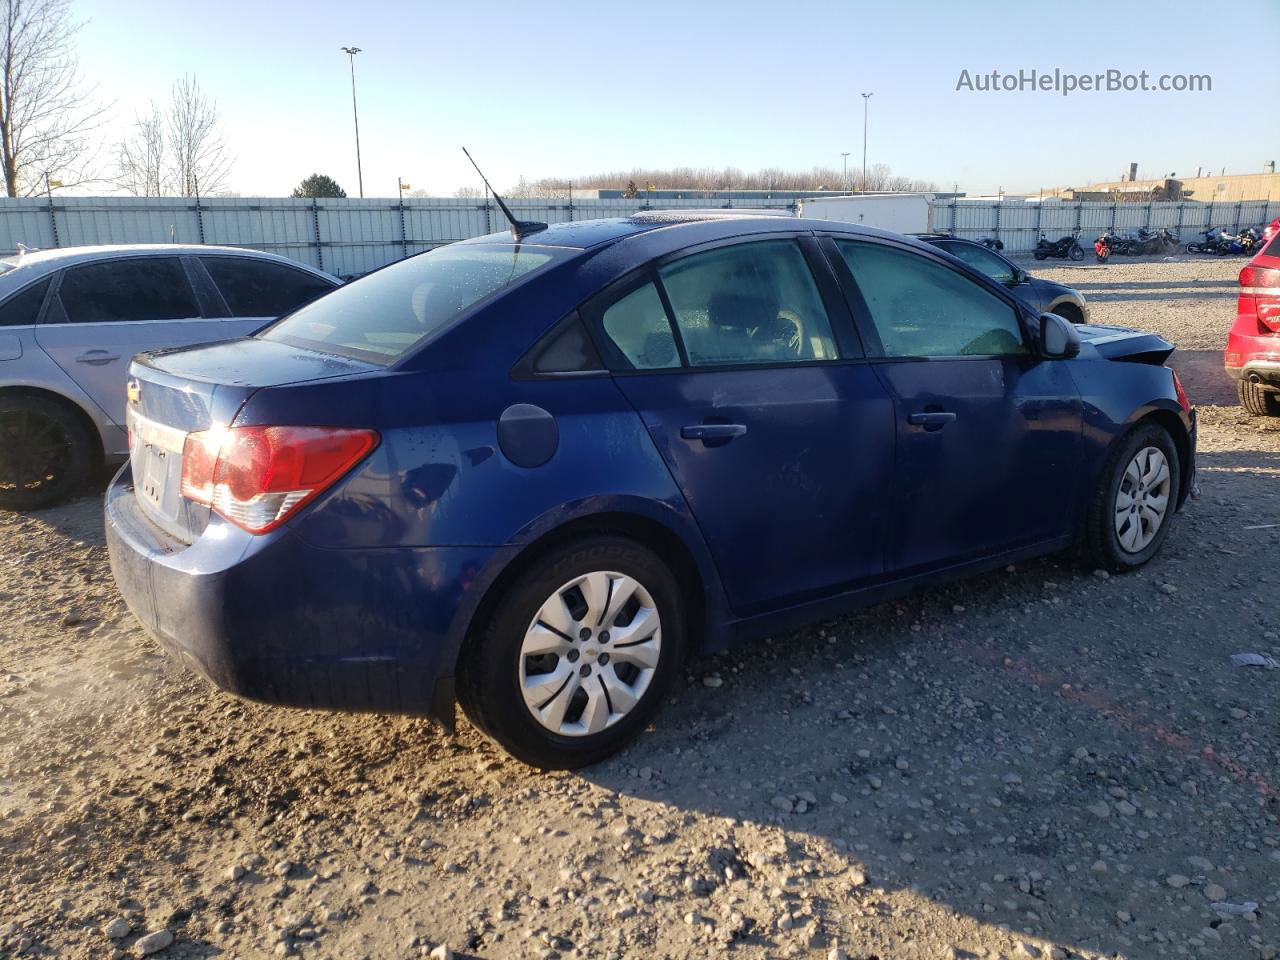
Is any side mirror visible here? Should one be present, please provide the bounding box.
[1040,312,1081,359]
[1004,270,1026,286]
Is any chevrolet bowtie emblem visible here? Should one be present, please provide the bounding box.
[126,380,141,406]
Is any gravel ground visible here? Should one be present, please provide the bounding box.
[2,259,1278,960]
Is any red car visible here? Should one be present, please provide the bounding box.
[1226,217,1280,416]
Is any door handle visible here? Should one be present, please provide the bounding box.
[75,351,120,365]
[907,411,957,428]
[680,423,747,441]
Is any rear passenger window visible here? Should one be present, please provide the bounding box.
[57,258,200,324]
[201,257,334,317]
[0,277,51,326]
[836,240,1027,358]
[657,240,838,366]
[599,281,681,370]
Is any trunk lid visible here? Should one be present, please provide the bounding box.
[126,338,380,543]
[1074,324,1175,365]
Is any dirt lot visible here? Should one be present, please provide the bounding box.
[2,257,1278,960]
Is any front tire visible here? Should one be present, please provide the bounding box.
[1238,379,1280,417]
[0,395,95,511]
[1068,242,1085,261]
[1081,424,1180,572]
[457,537,687,769]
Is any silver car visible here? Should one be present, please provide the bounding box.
[0,244,338,509]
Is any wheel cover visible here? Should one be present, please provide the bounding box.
[1113,446,1171,553]
[518,571,662,738]
[0,410,72,494]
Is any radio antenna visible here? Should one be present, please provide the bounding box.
[461,146,547,241]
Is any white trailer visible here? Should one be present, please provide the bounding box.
[795,193,933,234]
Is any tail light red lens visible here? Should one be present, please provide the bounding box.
[1239,265,1280,333]
[181,426,378,534]
[1171,369,1191,412]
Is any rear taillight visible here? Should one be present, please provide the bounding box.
[1171,369,1191,412]
[1240,264,1280,332]
[181,426,378,534]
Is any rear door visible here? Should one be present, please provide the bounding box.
[590,235,896,616]
[825,236,1082,574]
[195,256,337,330]
[34,256,251,428]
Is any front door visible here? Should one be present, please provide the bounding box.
[827,237,1083,574]
[589,237,896,616]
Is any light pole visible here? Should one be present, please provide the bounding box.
[840,152,850,192]
[860,92,873,192]
[341,46,364,198]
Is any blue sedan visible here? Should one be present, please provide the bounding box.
[105,213,1195,768]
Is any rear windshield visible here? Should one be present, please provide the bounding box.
[259,243,567,363]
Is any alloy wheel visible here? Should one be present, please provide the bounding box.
[1113,446,1171,553]
[518,571,662,737]
[0,409,73,495]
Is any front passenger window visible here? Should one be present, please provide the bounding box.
[836,241,1027,358]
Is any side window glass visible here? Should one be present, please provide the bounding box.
[598,281,681,370]
[940,242,1016,284]
[837,241,1027,358]
[0,277,51,326]
[201,257,334,317]
[657,239,838,366]
[58,258,200,324]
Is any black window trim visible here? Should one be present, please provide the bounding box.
[582,232,866,377]
[510,309,609,380]
[817,233,1038,362]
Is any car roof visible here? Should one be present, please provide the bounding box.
[459,213,920,251]
[0,244,335,280]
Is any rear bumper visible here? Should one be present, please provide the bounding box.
[1224,329,1280,387]
[1224,358,1280,388]
[105,464,514,725]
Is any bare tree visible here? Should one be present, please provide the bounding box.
[511,164,936,196]
[115,105,165,196]
[0,0,105,196]
[165,74,231,196]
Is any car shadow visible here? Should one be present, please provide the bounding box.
[565,448,1279,956]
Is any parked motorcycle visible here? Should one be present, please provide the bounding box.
[1033,230,1085,261]
[1094,232,1113,263]
[1186,228,1227,254]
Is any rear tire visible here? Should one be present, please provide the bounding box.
[0,395,95,511]
[1068,242,1085,261]
[457,536,687,769]
[1238,379,1280,417]
[1081,423,1180,573]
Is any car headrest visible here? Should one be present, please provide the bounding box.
[708,290,778,330]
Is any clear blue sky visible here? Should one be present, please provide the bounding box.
[75,0,1280,198]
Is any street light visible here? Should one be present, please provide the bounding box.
[840,152,851,192]
[340,46,364,198]
[860,92,873,192]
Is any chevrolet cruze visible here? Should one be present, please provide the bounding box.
[106,213,1195,768]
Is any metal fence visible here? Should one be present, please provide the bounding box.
[2,194,1278,275]
[0,195,795,277]
[929,199,1280,255]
